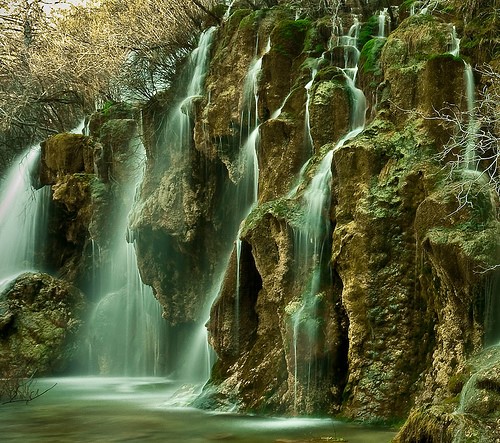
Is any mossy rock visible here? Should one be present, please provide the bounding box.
[360,38,386,75]
[357,15,379,51]
[40,133,95,185]
[270,19,311,59]
[459,1,500,61]
[98,119,137,154]
[0,272,85,378]
[238,9,265,32]
[303,24,326,56]
[242,197,303,236]
[89,102,137,137]
[381,13,449,70]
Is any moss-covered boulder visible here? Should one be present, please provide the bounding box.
[0,272,85,377]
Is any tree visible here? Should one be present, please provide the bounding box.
[0,1,85,172]
[0,0,218,174]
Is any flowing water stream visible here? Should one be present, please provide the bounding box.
[291,17,366,411]
[0,147,50,282]
[448,25,478,170]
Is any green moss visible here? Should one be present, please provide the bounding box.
[303,26,324,56]
[400,0,417,11]
[357,15,379,51]
[238,9,265,32]
[448,372,469,395]
[427,52,462,63]
[223,8,252,36]
[460,5,499,58]
[315,66,345,82]
[98,101,135,120]
[271,19,311,58]
[210,3,227,19]
[360,38,386,75]
[242,197,303,235]
[89,177,108,201]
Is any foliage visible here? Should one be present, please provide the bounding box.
[458,0,500,61]
[238,0,341,19]
[360,38,386,75]
[271,18,311,57]
[357,15,379,51]
[0,0,217,172]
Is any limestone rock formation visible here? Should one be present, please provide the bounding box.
[186,1,500,425]
[0,272,85,376]
[38,103,142,288]
[394,345,500,443]
[6,0,496,437]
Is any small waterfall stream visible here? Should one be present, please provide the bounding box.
[231,37,271,347]
[377,8,387,38]
[463,64,477,170]
[148,29,270,387]
[291,16,366,411]
[0,146,50,282]
[87,134,167,376]
[448,25,478,170]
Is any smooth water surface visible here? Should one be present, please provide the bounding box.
[0,378,397,442]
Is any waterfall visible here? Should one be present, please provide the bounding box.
[291,16,366,411]
[304,59,322,155]
[449,25,460,57]
[232,37,271,349]
[87,133,167,376]
[0,146,50,282]
[162,27,216,160]
[377,8,387,38]
[166,35,272,383]
[447,26,477,170]
[464,63,478,170]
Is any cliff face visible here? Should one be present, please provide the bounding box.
[128,0,499,425]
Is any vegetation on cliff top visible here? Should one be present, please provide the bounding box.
[0,0,218,170]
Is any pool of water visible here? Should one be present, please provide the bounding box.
[0,377,397,442]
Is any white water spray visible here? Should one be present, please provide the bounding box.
[447,26,477,170]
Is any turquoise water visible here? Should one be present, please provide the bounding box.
[0,378,397,442]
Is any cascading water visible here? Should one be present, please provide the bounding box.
[304,59,322,155]
[163,27,216,163]
[377,8,387,38]
[449,25,460,57]
[290,16,366,411]
[463,64,477,170]
[148,29,270,388]
[232,37,271,351]
[0,147,50,283]
[87,134,167,376]
[447,26,477,170]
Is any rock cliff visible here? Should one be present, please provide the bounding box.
[127,0,498,432]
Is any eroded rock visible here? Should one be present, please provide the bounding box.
[0,272,85,376]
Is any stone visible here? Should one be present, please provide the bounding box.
[0,272,85,376]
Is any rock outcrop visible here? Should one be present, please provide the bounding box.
[0,272,85,376]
